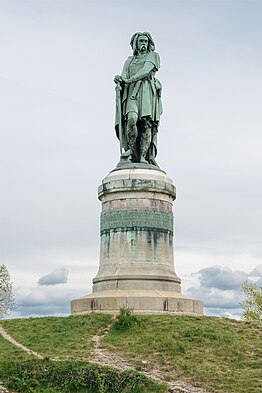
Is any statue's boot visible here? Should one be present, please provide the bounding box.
[121,138,137,162]
[140,155,149,164]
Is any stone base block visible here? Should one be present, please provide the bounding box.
[71,290,203,316]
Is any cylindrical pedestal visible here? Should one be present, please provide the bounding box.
[93,168,180,292]
[71,167,203,315]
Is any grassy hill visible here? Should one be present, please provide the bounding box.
[0,313,261,392]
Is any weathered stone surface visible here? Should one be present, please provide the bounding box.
[71,168,203,315]
[93,168,180,293]
[98,169,176,200]
[71,290,203,316]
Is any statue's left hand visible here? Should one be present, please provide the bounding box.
[114,75,122,84]
[122,77,133,84]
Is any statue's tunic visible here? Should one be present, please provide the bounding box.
[122,51,162,121]
[115,51,162,154]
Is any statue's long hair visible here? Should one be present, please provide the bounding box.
[130,32,155,55]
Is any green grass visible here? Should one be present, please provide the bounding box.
[1,314,261,393]
[0,335,32,362]
[102,315,262,393]
[1,314,112,359]
[0,359,166,393]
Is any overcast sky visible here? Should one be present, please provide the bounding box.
[0,0,261,319]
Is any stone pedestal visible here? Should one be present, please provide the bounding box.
[71,166,203,315]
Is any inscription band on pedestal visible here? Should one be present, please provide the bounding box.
[100,210,173,234]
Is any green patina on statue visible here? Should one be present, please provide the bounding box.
[114,32,162,167]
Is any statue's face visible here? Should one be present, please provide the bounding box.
[137,35,148,52]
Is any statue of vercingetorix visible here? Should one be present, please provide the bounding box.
[114,32,162,167]
[71,32,204,316]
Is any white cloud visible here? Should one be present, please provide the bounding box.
[7,265,95,318]
[14,286,72,317]
[184,264,262,318]
[175,251,261,277]
[250,264,262,277]
[205,308,242,320]
[38,268,69,286]
[12,278,92,318]
[198,266,247,290]
[188,286,243,309]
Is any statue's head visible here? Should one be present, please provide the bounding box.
[130,32,155,55]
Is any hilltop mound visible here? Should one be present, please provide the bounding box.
[0,314,261,392]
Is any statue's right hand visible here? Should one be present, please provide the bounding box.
[114,75,122,84]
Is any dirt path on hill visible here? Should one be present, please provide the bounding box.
[0,324,43,393]
[0,325,43,359]
[0,322,209,393]
[88,322,210,393]
[0,385,9,393]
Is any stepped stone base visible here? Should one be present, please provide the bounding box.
[71,290,203,316]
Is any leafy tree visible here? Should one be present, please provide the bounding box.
[0,264,16,319]
[241,280,262,322]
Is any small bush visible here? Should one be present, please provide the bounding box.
[112,308,141,332]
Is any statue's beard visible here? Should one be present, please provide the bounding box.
[140,45,147,51]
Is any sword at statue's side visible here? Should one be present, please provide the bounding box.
[115,81,123,156]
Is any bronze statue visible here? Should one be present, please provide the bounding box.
[114,32,162,166]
